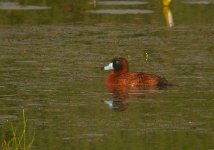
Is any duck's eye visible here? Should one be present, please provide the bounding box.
[113,60,123,71]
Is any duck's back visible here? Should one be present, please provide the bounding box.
[107,72,168,87]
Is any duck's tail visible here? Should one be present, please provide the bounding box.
[158,77,173,87]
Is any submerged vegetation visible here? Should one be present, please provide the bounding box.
[2,109,34,150]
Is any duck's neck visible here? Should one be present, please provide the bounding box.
[114,69,128,75]
[107,61,129,85]
[108,68,128,80]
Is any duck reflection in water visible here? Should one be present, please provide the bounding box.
[104,86,162,112]
[103,57,169,112]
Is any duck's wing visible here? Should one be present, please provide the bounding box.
[129,72,167,86]
[116,72,168,86]
[137,73,159,85]
[118,72,151,86]
[137,72,168,86]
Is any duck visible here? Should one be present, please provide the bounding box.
[103,57,169,87]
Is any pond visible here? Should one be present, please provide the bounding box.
[0,0,214,149]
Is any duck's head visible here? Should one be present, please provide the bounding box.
[104,57,129,73]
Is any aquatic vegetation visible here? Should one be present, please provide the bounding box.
[1,110,34,150]
[144,51,149,61]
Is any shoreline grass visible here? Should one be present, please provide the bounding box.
[2,109,35,150]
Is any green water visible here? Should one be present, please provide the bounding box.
[0,0,214,149]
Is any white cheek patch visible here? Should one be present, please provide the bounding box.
[104,63,113,70]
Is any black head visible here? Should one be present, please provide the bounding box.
[104,57,129,73]
[112,57,124,71]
